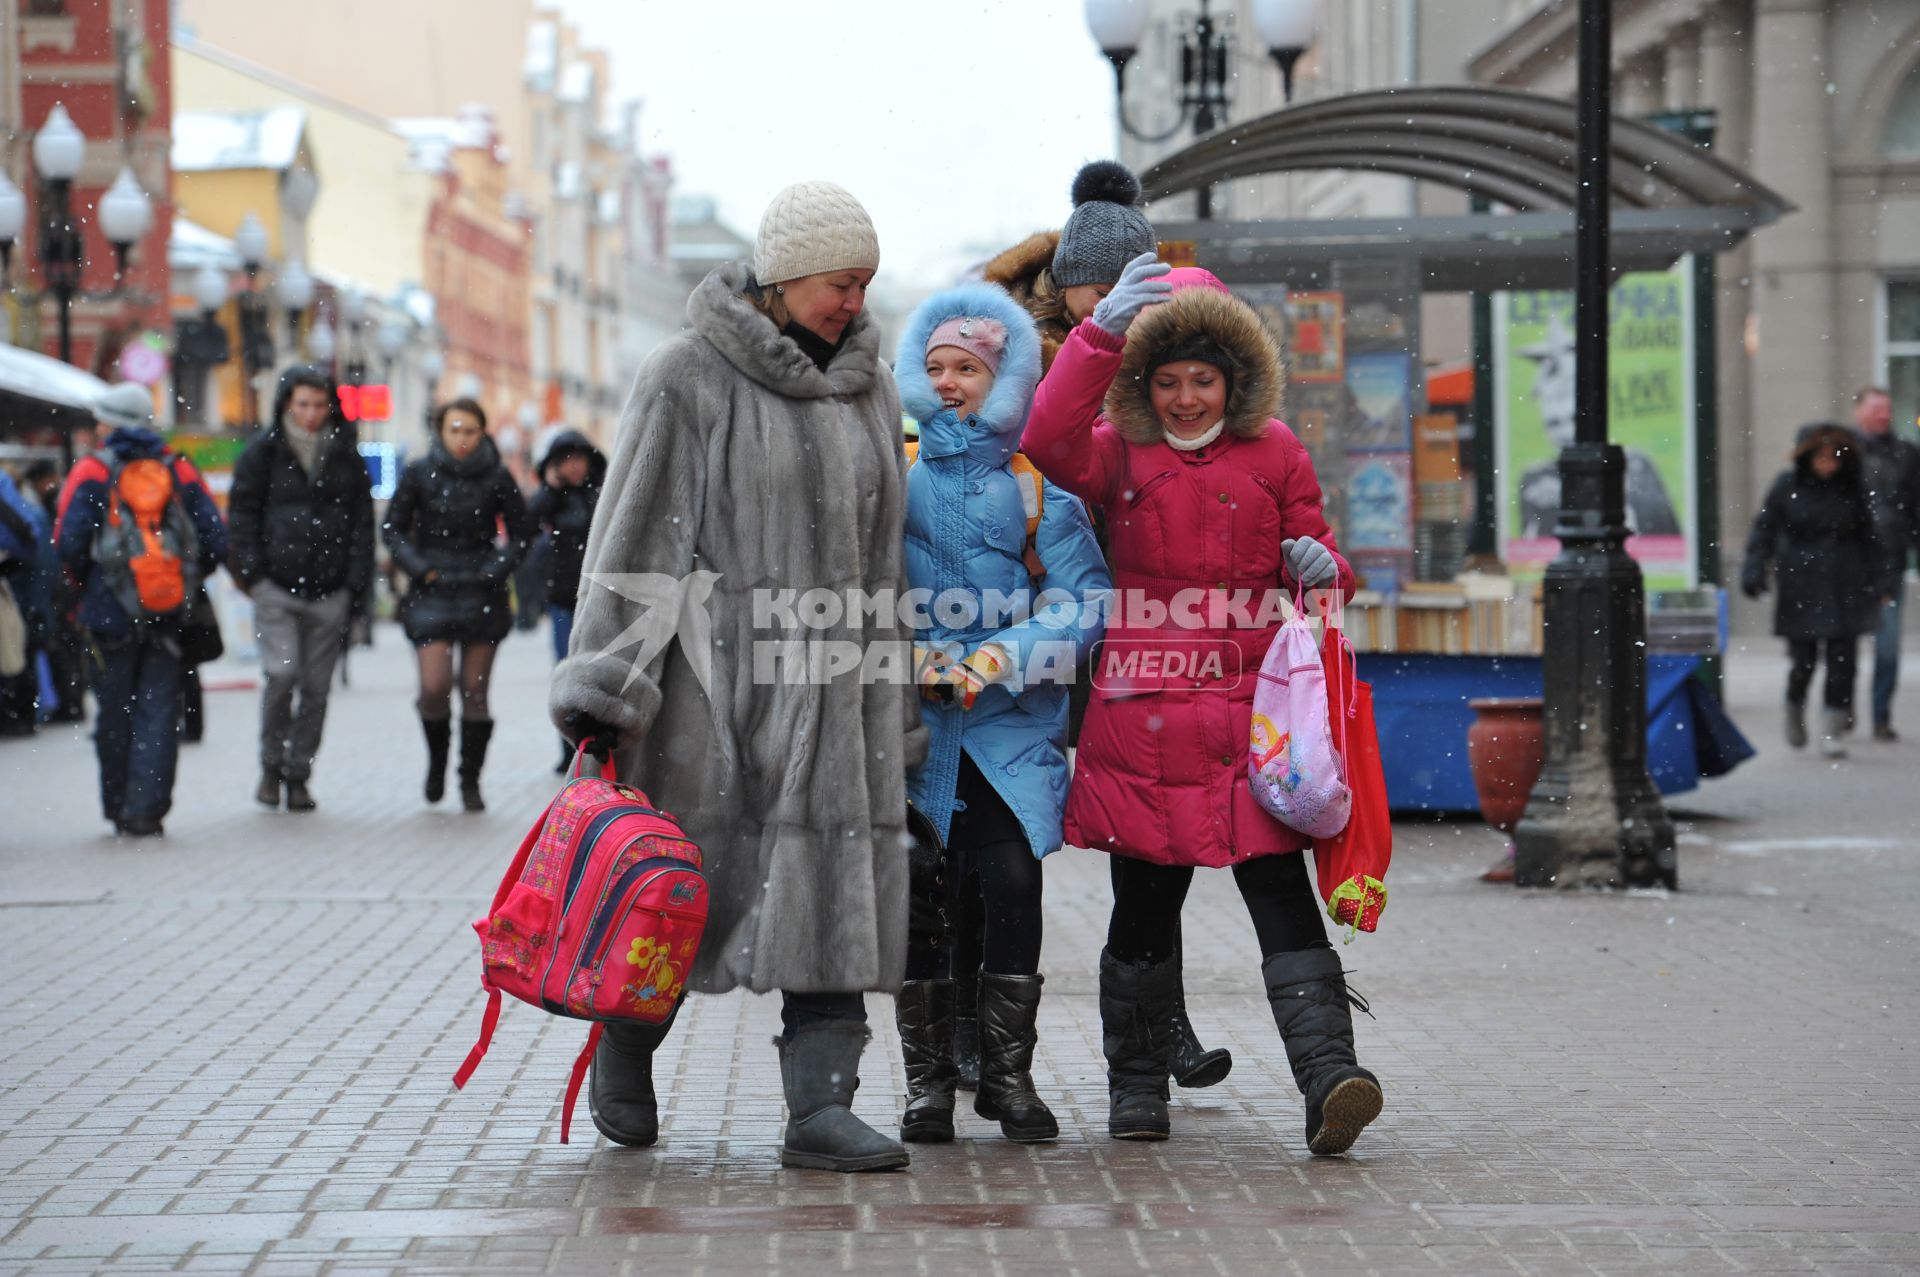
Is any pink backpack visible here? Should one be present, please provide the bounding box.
[452,752,708,1142]
[1250,608,1353,839]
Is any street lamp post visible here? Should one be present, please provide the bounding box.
[0,104,156,465]
[419,346,445,434]
[234,212,272,428]
[1085,0,1319,219]
[1511,0,1677,890]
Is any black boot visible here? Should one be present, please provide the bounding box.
[1098,948,1178,1141]
[458,717,494,812]
[1262,948,1382,1156]
[951,967,982,1091]
[421,715,452,803]
[974,972,1058,1142]
[1169,982,1233,1089]
[775,1022,909,1172]
[895,980,956,1143]
[255,769,282,808]
[588,1006,679,1147]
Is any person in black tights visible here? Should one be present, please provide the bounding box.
[1020,268,1384,1155]
[894,285,1111,1144]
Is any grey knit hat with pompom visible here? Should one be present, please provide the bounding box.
[1050,160,1156,288]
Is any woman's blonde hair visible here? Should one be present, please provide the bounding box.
[1026,267,1072,330]
[744,275,792,328]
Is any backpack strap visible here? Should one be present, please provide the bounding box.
[560,1022,605,1144]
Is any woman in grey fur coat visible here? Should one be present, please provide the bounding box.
[550,181,925,1173]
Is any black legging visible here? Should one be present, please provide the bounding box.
[1107,851,1328,964]
[1786,636,1858,711]
[909,753,1044,981]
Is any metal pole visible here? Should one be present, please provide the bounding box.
[1512,0,1677,890]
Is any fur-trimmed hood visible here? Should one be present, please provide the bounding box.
[687,260,882,400]
[983,231,1072,372]
[1103,284,1284,446]
[894,283,1043,444]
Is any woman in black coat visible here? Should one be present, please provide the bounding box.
[1742,423,1894,758]
[383,398,534,810]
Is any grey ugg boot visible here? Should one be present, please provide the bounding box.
[1818,708,1849,759]
[775,1022,910,1172]
[895,980,957,1143]
[588,1006,680,1147]
[1262,948,1383,1156]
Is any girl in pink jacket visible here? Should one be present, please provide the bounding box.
[1021,253,1383,1156]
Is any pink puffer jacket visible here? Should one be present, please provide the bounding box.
[1021,282,1353,868]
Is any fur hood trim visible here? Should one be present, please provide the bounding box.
[1104,287,1284,446]
[686,261,882,400]
[982,231,1061,301]
[894,283,1042,436]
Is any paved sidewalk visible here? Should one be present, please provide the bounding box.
[1,624,1917,1275]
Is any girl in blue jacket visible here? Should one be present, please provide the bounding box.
[895,284,1110,1144]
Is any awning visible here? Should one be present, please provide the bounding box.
[0,342,109,434]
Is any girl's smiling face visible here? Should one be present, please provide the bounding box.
[926,346,995,420]
[1150,361,1228,439]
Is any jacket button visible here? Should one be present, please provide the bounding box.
[1220,755,1232,766]
[1216,580,1227,590]
[1218,492,1229,503]
[1006,764,1020,776]
[970,481,984,494]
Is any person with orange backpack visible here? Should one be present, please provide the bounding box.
[55,383,228,837]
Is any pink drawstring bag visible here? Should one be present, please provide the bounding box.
[1250,603,1352,839]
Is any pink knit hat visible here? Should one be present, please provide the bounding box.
[926,315,1008,375]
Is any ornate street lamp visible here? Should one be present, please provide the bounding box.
[0,104,155,462]
[173,262,233,426]
[419,345,446,433]
[275,257,314,343]
[233,211,273,427]
[339,288,368,383]
[306,315,336,366]
[1511,0,1676,890]
[1085,0,1320,218]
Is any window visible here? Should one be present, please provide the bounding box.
[24,0,68,14]
[1883,64,1920,157]
[1887,279,1920,443]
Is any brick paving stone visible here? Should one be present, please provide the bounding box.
[2,626,1918,1273]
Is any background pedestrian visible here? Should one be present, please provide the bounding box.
[1743,423,1894,758]
[526,428,606,770]
[1849,385,1920,741]
[384,398,532,812]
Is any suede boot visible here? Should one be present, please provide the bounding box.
[1098,948,1179,1141]
[1262,948,1383,1156]
[459,717,494,812]
[421,715,452,803]
[974,972,1058,1142]
[1785,699,1808,750]
[588,1005,680,1147]
[775,1022,909,1172]
[895,980,956,1143]
[951,967,982,1091]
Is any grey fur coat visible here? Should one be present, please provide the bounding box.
[550,261,925,996]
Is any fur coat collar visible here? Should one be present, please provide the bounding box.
[688,261,882,400]
[1103,286,1285,447]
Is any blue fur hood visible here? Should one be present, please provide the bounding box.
[893,283,1042,437]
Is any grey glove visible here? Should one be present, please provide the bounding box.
[1283,536,1338,588]
[1089,251,1174,336]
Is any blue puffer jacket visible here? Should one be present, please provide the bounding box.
[56,427,228,641]
[897,283,1111,860]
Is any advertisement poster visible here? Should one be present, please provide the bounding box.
[1345,452,1413,551]
[1494,262,1695,588]
[1343,352,1413,452]
[1286,291,1344,382]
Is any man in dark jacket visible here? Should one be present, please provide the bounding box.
[1852,385,1920,741]
[526,429,605,769]
[227,367,374,811]
[56,383,228,836]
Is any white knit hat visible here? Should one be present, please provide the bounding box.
[752,181,881,286]
[94,381,154,431]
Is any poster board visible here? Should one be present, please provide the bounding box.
[1493,261,1697,590]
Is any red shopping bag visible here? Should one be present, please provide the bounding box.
[1312,623,1391,939]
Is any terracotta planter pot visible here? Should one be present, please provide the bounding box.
[1467,697,1546,833]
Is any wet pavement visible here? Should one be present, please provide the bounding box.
[2,623,1917,1274]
